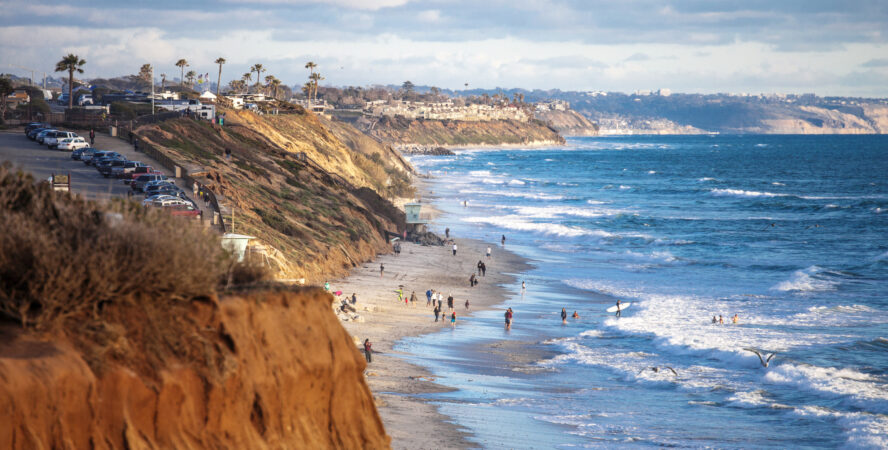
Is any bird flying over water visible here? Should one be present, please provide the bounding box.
[744,348,777,367]
[640,366,678,376]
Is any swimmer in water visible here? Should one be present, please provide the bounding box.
[561,307,567,324]
[572,311,579,319]
[732,314,738,324]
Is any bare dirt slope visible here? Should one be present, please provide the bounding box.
[136,111,410,281]
[534,109,600,136]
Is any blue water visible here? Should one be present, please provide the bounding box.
[400,135,888,448]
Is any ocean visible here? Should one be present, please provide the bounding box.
[399,135,888,448]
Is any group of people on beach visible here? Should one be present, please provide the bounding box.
[712,314,739,324]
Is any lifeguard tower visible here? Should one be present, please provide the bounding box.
[404,202,430,234]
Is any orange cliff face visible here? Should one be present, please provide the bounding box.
[0,288,390,449]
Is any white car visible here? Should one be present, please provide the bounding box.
[150,198,190,208]
[142,194,179,206]
[44,131,78,149]
[57,137,89,151]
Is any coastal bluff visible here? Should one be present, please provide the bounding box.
[0,288,390,449]
[361,115,565,148]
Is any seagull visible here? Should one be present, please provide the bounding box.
[744,348,777,367]
[639,366,678,376]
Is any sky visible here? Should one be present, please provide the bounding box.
[1,0,886,97]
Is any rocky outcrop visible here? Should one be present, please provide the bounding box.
[361,116,565,147]
[534,109,599,136]
[0,288,390,449]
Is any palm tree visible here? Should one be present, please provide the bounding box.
[250,64,265,88]
[241,73,252,93]
[185,70,196,88]
[305,62,317,108]
[175,59,188,87]
[214,57,226,97]
[55,53,86,109]
[160,73,167,90]
[302,82,312,97]
[265,76,281,100]
[309,72,324,104]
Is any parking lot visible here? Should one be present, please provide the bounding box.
[0,128,215,222]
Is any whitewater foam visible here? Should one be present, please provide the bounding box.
[711,188,789,198]
[772,266,838,293]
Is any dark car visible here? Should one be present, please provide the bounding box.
[27,127,51,140]
[131,174,169,192]
[70,147,95,161]
[86,151,123,166]
[97,159,127,177]
[24,122,49,134]
[144,182,182,196]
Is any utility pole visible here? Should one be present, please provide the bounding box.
[151,65,155,115]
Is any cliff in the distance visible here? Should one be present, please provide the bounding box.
[0,288,390,449]
[360,115,565,147]
[534,109,599,136]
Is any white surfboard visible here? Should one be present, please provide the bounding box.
[606,303,632,313]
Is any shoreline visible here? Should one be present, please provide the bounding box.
[395,139,565,153]
[334,234,531,449]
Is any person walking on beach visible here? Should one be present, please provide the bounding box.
[410,291,417,307]
[426,289,433,307]
[615,299,623,318]
[396,288,403,304]
[447,293,454,311]
[469,273,476,287]
[380,263,384,278]
[450,311,457,327]
[477,260,483,276]
[434,305,441,322]
[561,308,568,324]
[486,246,492,258]
[363,339,372,363]
[501,235,506,246]
[452,243,458,256]
[465,299,470,310]
[351,293,357,304]
[504,308,513,330]
[480,262,487,277]
[445,227,450,239]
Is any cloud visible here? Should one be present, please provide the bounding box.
[624,53,650,62]
[220,0,409,10]
[861,58,888,68]
[417,10,441,23]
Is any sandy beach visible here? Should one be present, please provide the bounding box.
[333,236,530,449]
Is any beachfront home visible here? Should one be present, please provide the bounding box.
[155,99,215,120]
[199,91,217,103]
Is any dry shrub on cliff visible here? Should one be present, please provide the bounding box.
[0,162,226,330]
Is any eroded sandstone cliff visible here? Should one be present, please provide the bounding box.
[0,288,389,449]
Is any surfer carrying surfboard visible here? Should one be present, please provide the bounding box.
[615,299,623,317]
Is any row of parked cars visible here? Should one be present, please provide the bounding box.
[24,122,90,151]
[23,123,202,219]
